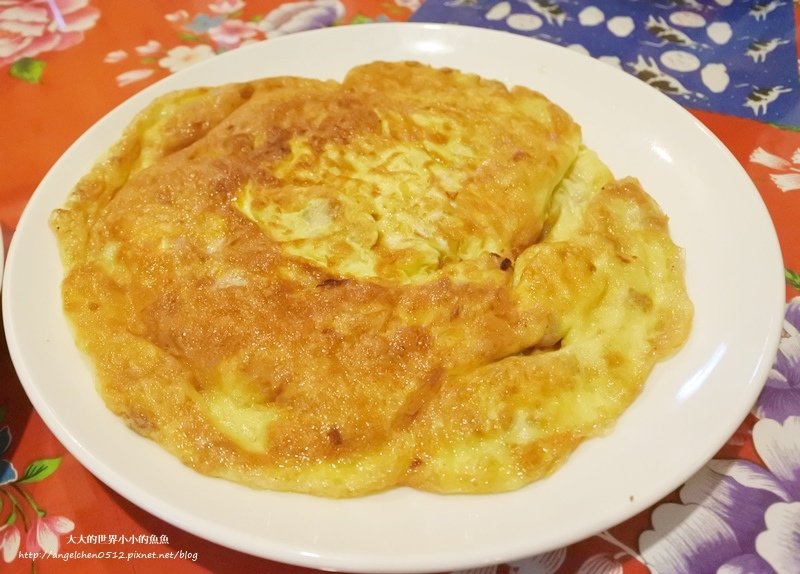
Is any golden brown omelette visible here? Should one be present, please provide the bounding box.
[51,61,692,497]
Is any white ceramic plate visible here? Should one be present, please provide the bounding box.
[0,227,4,291]
[2,23,785,573]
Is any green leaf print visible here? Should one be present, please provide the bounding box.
[178,32,202,42]
[787,268,800,290]
[350,14,373,24]
[18,457,61,484]
[9,57,46,83]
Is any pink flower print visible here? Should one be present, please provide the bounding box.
[26,515,74,556]
[208,19,259,50]
[0,523,21,563]
[0,0,100,67]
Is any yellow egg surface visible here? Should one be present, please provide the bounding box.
[50,61,693,497]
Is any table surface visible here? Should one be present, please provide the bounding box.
[1,1,799,573]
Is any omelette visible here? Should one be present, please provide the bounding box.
[50,61,693,497]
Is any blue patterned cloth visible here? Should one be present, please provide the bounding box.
[411,0,800,126]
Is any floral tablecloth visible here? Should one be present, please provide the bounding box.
[1,1,799,573]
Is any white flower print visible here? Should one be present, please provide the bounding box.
[115,68,154,87]
[158,44,216,73]
[134,40,161,56]
[208,0,246,14]
[394,0,422,11]
[165,9,189,23]
[103,49,127,63]
[750,147,800,192]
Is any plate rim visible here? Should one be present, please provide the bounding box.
[2,22,786,573]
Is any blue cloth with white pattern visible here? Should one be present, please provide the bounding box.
[411,0,800,126]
